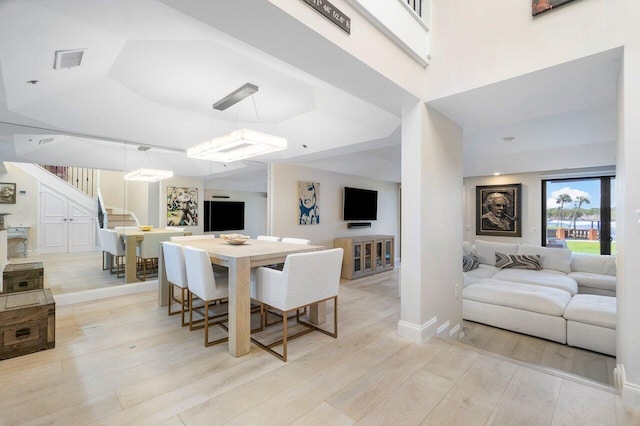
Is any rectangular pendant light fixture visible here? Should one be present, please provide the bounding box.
[187,129,287,163]
[124,168,173,182]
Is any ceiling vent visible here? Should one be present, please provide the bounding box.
[53,49,86,70]
[212,83,259,111]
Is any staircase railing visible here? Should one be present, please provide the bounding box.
[41,165,97,198]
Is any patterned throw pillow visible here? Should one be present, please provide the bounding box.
[495,252,542,270]
[463,253,479,272]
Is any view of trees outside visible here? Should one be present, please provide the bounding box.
[545,178,616,254]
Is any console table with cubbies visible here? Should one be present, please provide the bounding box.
[334,235,394,279]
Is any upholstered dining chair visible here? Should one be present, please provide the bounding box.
[281,237,311,245]
[251,248,343,362]
[161,242,190,326]
[184,245,230,347]
[257,235,281,242]
[98,228,125,278]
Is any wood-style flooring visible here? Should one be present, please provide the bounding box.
[2,268,639,425]
[7,250,125,295]
[460,320,618,388]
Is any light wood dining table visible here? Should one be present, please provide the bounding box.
[157,237,325,357]
[116,228,187,283]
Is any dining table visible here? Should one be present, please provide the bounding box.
[157,237,325,357]
[115,227,188,283]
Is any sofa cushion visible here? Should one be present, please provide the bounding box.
[517,244,572,274]
[474,240,519,266]
[564,294,616,329]
[571,253,616,276]
[463,279,572,316]
[495,253,541,270]
[491,268,578,295]
[568,272,616,292]
[463,253,479,272]
[463,264,499,286]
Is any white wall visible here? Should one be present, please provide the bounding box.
[98,170,150,224]
[204,189,267,238]
[427,0,637,101]
[269,163,400,255]
[0,163,40,251]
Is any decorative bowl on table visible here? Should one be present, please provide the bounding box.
[139,225,153,231]
[220,233,250,245]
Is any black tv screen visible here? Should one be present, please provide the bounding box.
[343,187,378,221]
[204,201,245,232]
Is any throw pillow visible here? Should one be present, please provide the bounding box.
[495,252,542,270]
[463,253,479,272]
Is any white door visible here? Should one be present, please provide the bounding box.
[40,186,94,254]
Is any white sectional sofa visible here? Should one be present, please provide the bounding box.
[462,240,617,356]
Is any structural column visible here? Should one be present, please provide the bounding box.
[398,100,464,342]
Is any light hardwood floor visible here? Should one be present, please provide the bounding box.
[460,320,618,387]
[2,267,639,425]
[7,250,125,295]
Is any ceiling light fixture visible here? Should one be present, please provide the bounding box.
[494,172,501,176]
[187,128,286,163]
[124,168,173,182]
[212,83,259,111]
[503,136,515,142]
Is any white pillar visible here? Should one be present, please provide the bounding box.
[398,101,464,342]
[618,45,640,411]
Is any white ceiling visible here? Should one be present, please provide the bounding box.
[0,1,622,187]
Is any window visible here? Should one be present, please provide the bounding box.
[542,176,615,255]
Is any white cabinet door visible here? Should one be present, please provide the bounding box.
[40,186,94,254]
[40,187,68,254]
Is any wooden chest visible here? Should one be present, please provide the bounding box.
[2,262,44,294]
[0,289,55,360]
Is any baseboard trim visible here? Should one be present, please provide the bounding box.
[449,323,461,339]
[54,281,158,306]
[397,316,438,343]
[437,321,450,336]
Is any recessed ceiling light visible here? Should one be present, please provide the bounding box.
[503,136,515,142]
[26,80,38,85]
[302,144,308,148]
[494,172,501,176]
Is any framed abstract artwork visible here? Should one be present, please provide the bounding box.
[298,181,320,225]
[476,183,522,237]
[167,186,198,226]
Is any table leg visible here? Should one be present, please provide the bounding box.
[158,246,168,307]
[124,235,137,284]
[309,301,327,325]
[227,257,251,357]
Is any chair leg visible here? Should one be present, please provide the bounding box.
[282,311,288,362]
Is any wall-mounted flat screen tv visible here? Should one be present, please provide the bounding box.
[343,187,378,221]
[204,201,245,232]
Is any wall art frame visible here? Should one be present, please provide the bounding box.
[476,183,522,237]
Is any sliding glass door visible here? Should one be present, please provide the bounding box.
[542,176,616,255]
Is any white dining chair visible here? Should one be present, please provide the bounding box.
[184,245,230,346]
[162,242,190,326]
[281,237,311,245]
[98,228,126,278]
[251,248,343,362]
[257,235,281,242]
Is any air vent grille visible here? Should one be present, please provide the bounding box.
[53,49,86,70]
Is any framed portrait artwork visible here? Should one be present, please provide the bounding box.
[0,182,16,204]
[532,0,577,16]
[476,183,522,237]
[298,181,320,225]
[167,186,198,226]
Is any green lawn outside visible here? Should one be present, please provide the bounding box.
[565,240,617,255]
